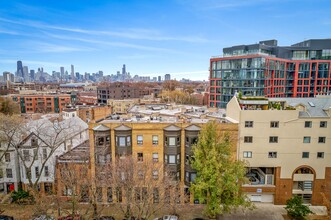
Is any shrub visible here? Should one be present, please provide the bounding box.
[285,196,313,219]
[11,189,34,205]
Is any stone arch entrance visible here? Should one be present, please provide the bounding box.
[292,166,316,204]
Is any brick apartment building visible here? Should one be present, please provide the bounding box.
[11,94,75,113]
[97,82,152,104]
[210,39,331,108]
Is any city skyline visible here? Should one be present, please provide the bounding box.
[0,0,331,80]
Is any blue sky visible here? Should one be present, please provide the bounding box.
[0,0,330,80]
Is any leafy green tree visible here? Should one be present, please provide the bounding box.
[191,121,251,218]
[285,196,313,219]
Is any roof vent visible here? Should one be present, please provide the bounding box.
[308,102,315,107]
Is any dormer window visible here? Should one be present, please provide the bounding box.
[31,138,37,146]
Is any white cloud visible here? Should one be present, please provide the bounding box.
[34,43,96,53]
[42,33,183,53]
[0,17,208,43]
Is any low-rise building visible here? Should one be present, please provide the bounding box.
[11,94,75,113]
[226,95,331,205]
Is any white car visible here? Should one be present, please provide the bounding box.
[154,215,178,220]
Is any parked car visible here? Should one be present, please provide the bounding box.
[154,215,178,220]
[0,215,14,220]
[58,215,81,220]
[96,217,115,220]
[33,215,55,220]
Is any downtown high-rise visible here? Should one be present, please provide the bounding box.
[209,39,331,108]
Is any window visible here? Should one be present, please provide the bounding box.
[152,135,158,145]
[169,155,176,164]
[245,121,253,128]
[317,152,324,159]
[35,167,40,178]
[119,137,126,147]
[153,188,159,203]
[107,187,113,203]
[269,136,278,143]
[320,121,327,128]
[185,154,190,164]
[152,170,159,179]
[44,166,49,177]
[34,149,38,160]
[96,187,103,202]
[243,151,252,158]
[97,137,104,145]
[302,152,309,158]
[137,135,143,145]
[23,150,30,161]
[117,136,131,147]
[191,173,197,183]
[318,137,326,143]
[168,137,176,146]
[152,153,158,162]
[304,121,312,128]
[270,121,279,128]
[268,152,277,158]
[137,153,143,162]
[5,153,10,162]
[6,169,13,178]
[43,149,47,160]
[137,170,144,179]
[244,136,253,143]
[303,136,311,143]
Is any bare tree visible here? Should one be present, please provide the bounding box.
[0,113,24,162]
[57,152,92,218]
[97,155,181,219]
[16,117,87,193]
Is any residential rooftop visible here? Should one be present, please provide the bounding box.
[237,95,331,118]
[98,103,229,123]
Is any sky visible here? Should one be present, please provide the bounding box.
[0,0,330,80]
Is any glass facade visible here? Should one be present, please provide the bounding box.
[211,57,267,108]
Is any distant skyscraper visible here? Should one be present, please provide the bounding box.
[30,70,35,80]
[122,64,126,75]
[164,74,171,81]
[158,76,161,82]
[3,71,14,82]
[16,61,23,78]
[71,64,75,80]
[23,66,29,81]
[60,67,65,79]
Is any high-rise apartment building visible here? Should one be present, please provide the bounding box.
[209,39,331,108]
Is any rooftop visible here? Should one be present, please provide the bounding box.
[99,103,230,123]
[57,140,90,163]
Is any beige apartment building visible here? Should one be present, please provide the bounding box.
[226,95,331,205]
[86,119,237,204]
